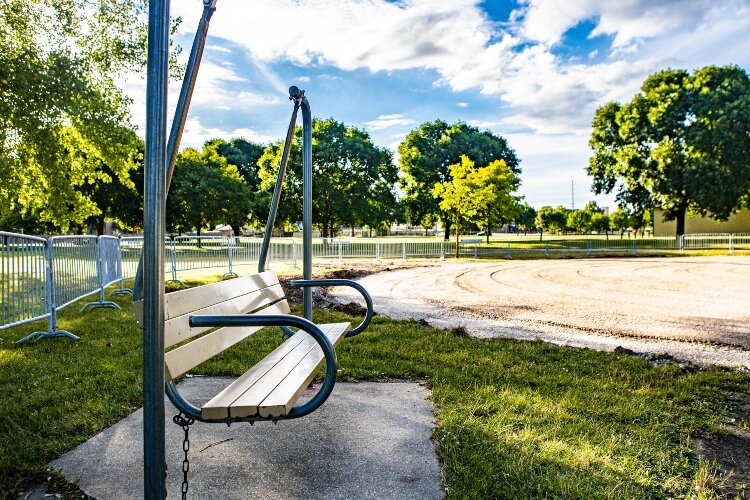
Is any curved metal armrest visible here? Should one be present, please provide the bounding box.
[177,314,337,422]
[290,279,374,336]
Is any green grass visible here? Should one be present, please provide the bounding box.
[1,279,749,498]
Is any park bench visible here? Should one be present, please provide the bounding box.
[461,238,482,245]
[134,270,372,422]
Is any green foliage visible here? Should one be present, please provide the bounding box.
[210,138,265,190]
[258,119,398,237]
[168,143,252,235]
[536,205,569,234]
[588,65,750,236]
[399,120,520,237]
[590,212,610,234]
[434,156,521,252]
[515,203,538,234]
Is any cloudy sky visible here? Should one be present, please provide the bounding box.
[122,0,750,210]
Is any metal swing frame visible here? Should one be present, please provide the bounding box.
[141,1,372,496]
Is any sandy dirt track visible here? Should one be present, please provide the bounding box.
[330,256,750,368]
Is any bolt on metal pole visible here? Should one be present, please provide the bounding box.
[143,0,169,496]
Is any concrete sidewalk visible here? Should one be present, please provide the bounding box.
[47,378,443,499]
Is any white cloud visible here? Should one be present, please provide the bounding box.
[180,118,276,149]
[364,114,416,131]
[166,0,750,137]
[457,102,469,108]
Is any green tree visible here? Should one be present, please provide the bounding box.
[0,0,181,231]
[515,203,538,235]
[590,212,611,239]
[567,210,591,234]
[536,205,568,238]
[258,119,397,238]
[399,120,520,240]
[433,156,521,255]
[168,144,252,237]
[588,65,750,236]
[609,208,631,238]
[212,138,265,190]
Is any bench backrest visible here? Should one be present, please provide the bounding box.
[135,271,290,380]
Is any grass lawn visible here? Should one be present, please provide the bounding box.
[1,277,749,499]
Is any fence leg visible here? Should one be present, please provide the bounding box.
[587,240,592,257]
[440,241,445,261]
[17,239,79,343]
[679,235,684,253]
[165,238,184,286]
[375,242,381,263]
[507,242,512,260]
[474,245,478,258]
[338,242,343,262]
[223,237,238,279]
[402,242,406,260]
[81,237,120,312]
[110,238,133,297]
[729,234,733,255]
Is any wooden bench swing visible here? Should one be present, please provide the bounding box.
[136,1,374,495]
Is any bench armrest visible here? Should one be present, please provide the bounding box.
[185,314,337,421]
[290,279,374,336]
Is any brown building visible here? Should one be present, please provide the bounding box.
[653,208,750,236]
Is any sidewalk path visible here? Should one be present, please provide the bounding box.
[47,378,442,499]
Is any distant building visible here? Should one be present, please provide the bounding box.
[653,208,750,236]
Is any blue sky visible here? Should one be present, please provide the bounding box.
[122,0,750,210]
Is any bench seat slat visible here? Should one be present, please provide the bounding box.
[258,322,350,418]
[164,283,286,348]
[202,322,350,420]
[164,299,291,380]
[164,271,279,319]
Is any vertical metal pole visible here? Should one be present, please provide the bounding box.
[301,95,313,321]
[402,242,406,260]
[45,239,57,335]
[143,0,169,496]
[258,89,302,274]
[729,233,733,255]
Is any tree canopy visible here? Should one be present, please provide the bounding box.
[434,156,521,254]
[399,120,520,239]
[167,143,252,236]
[0,0,182,231]
[258,118,398,237]
[588,65,750,236]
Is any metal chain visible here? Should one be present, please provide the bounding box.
[173,413,195,500]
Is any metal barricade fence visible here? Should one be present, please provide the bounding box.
[0,232,49,330]
[50,236,99,310]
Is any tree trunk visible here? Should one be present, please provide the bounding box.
[455,212,460,259]
[351,225,355,237]
[486,216,490,244]
[196,226,202,248]
[539,229,543,241]
[605,230,609,241]
[96,218,106,236]
[676,204,687,237]
[322,224,329,238]
[444,220,452,241]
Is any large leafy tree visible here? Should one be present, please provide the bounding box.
[536,205,569,237]
[211,138,265,190]
[434,156,521,255]
[168,143,252,237]
[588,65,750,236]
[399,120,520,239]
[515,203,538,235]
[0,0,180,231]
[258,118,398,237]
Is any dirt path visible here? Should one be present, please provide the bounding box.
[330,256,750,368]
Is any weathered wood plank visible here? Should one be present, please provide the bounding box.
[164,285,286,348]
[164,300,291,380]
[258,323,349,418]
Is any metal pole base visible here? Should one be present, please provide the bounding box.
[165,279,186,287]
[16,329,80,344]
[110,288,134,297]
[222,272,238,279]
[80,301,121,312]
